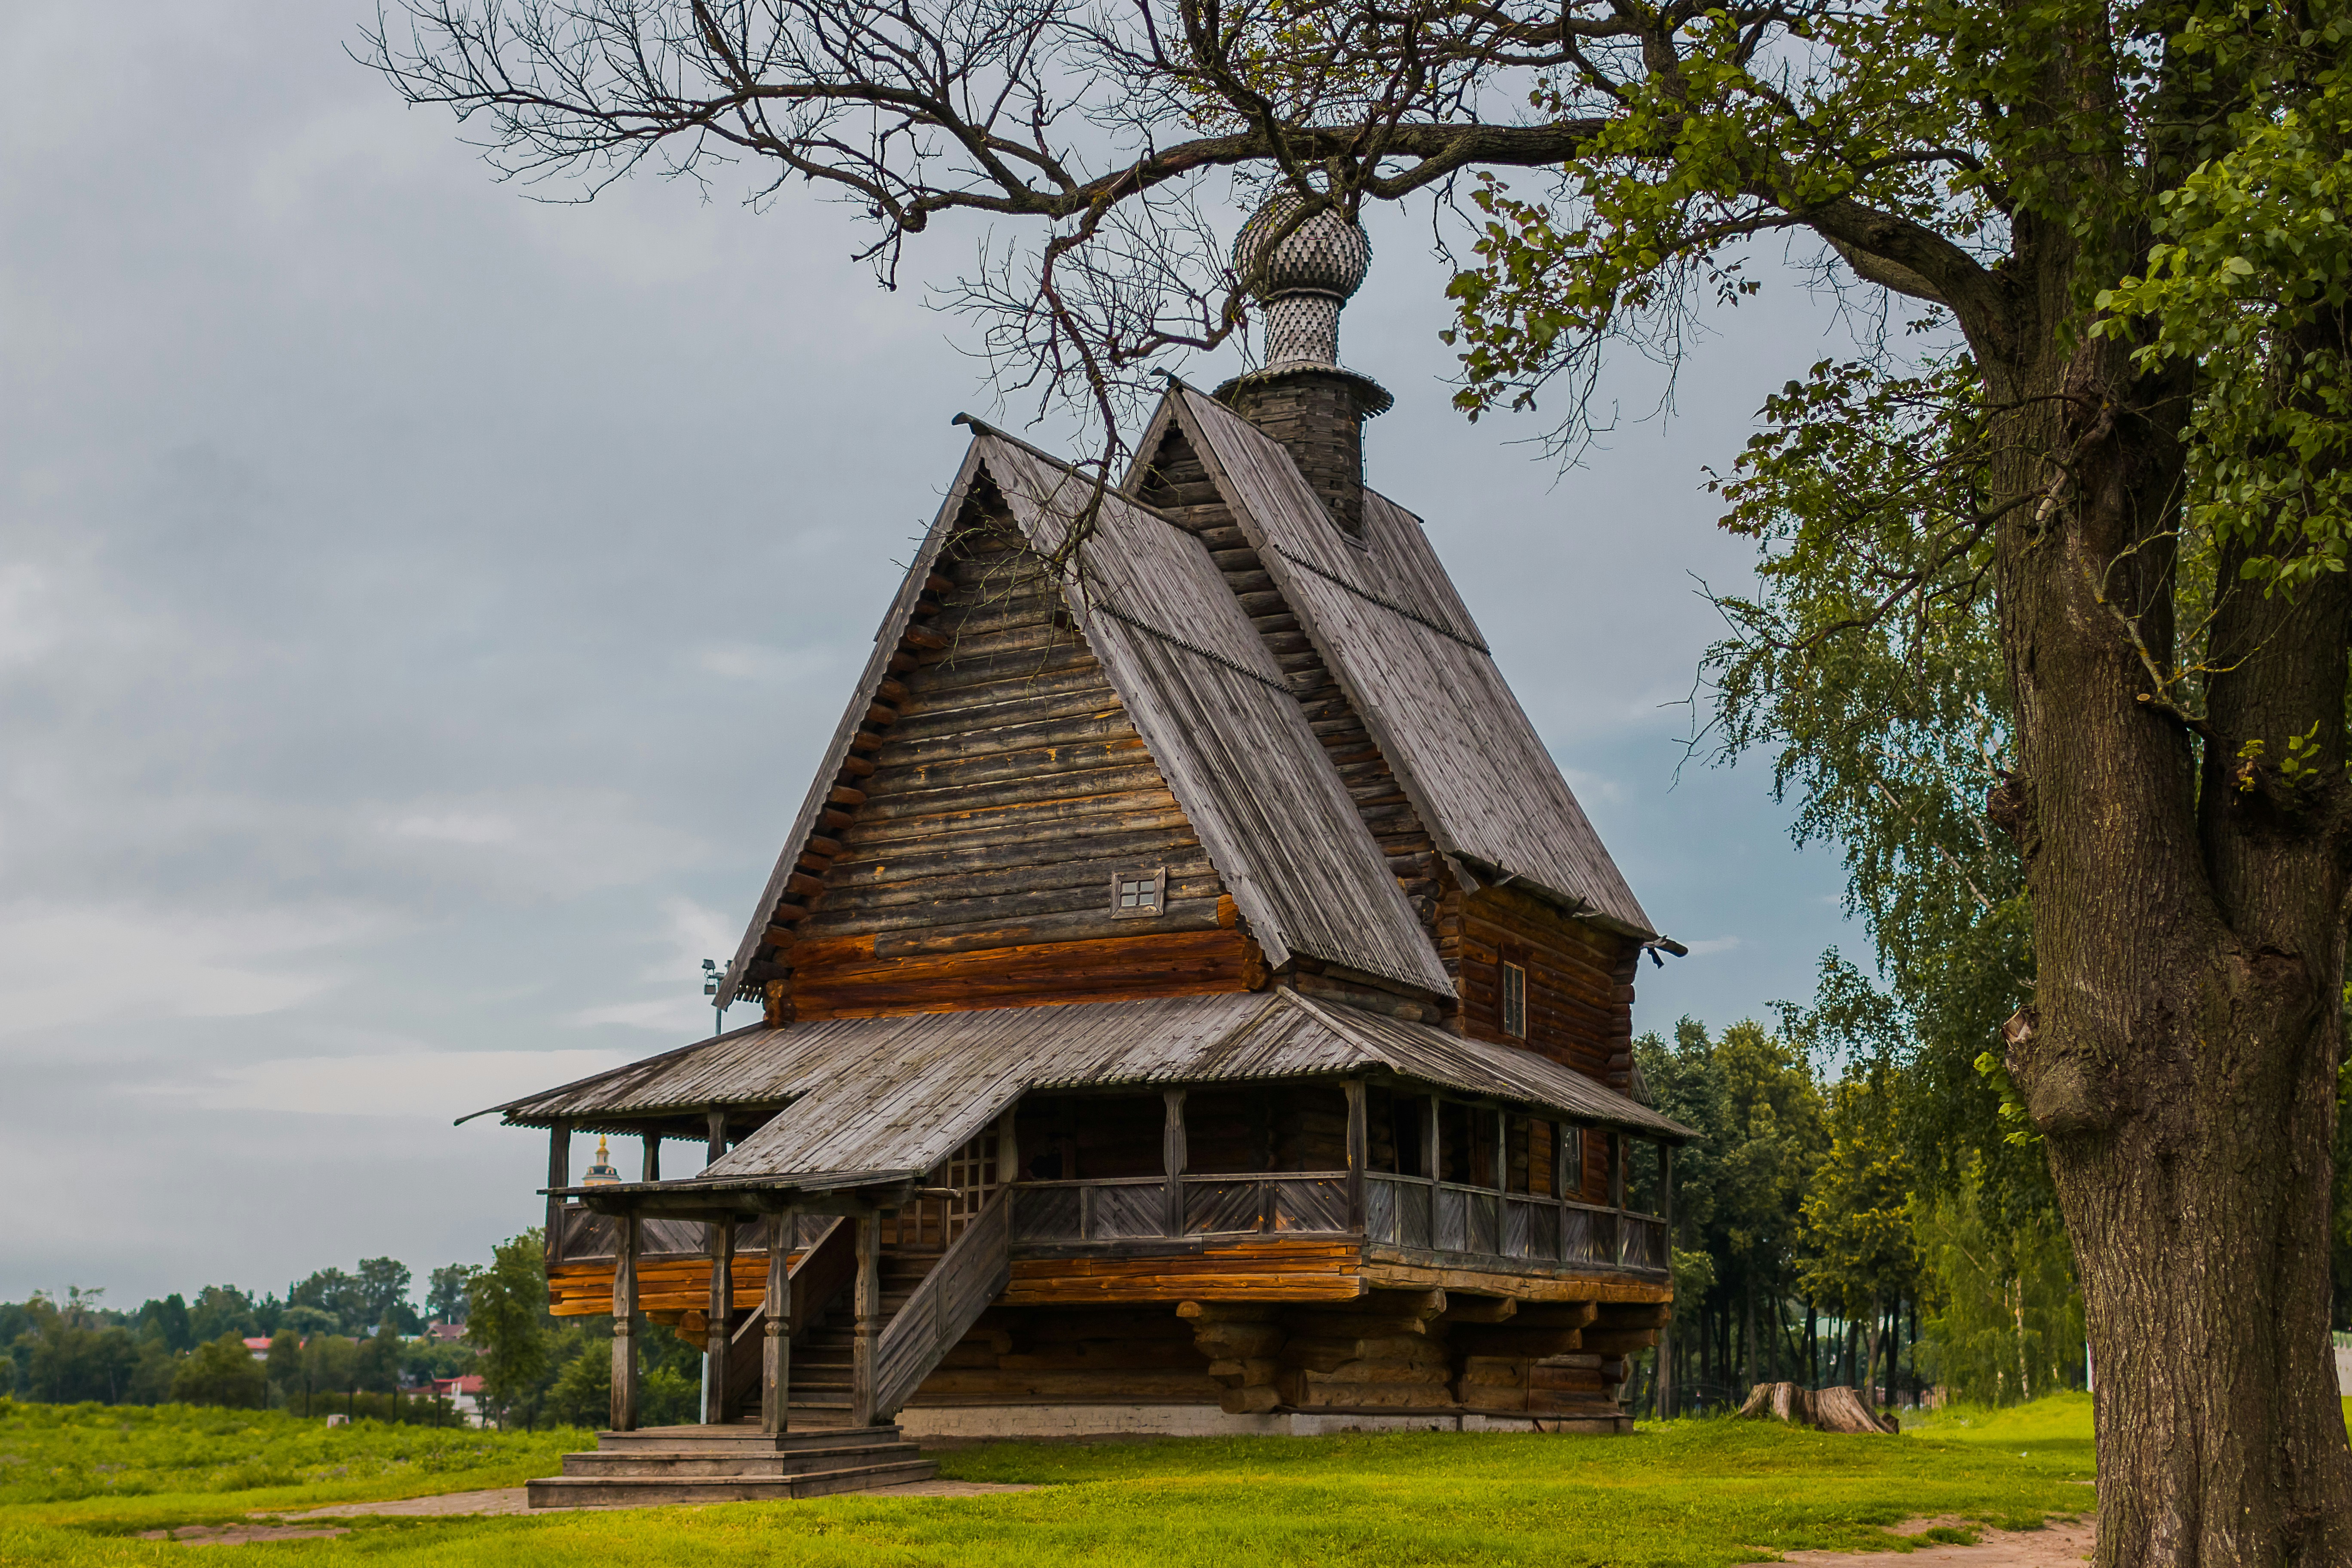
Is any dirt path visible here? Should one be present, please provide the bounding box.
[262,1478,1036,1523]
[1748,1516,2095,1566]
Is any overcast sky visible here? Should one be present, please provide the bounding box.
[0,4,1871,1308]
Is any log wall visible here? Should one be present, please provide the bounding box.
[1450,884,1642,1107]
[772,498,1266,1019]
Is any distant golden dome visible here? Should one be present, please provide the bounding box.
[582,1135,622,1186]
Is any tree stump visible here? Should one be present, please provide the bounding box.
[1735,1382,1896,1434]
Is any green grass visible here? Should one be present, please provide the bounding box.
[0,1394,2106,1566]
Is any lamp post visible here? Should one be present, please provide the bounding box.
[702,958,726,1038]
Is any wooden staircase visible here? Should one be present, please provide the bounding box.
[769,1250,944,1427]
[525,1424,934,1507]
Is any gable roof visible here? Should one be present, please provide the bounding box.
[714,425,1450,1006]
[487,990,1693,1192]
[1142,386,1656,941]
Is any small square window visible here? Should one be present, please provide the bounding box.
[1501,961,1527,1038]
[1111,867,1166,919]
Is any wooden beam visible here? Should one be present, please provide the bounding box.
[1422,1095,1439,1181]
[1657,1142,1675,1420]
[850,1214,880,1427]
[1162,1089,1188,1239]
[546,1121,571,1266]
[707,1109,728,1165]
[1344,1079,1367,1234]
[761,1207,794,1435]
[704,1215,734,1424]
[610,1211,640,1431]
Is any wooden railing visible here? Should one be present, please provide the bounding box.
[1006,1172,1667,1277]
[550,1207,833,1266]
[871,1191,1012,1420]
[1011,1173,1352,1244]
[1366,1174,1667,1275]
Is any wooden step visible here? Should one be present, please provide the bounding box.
[527,1457,935,1507]
[563,1441,918,1479]
[592,1423,902,1454]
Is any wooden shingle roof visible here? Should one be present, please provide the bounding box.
[1148,386,1657,940]
[479,991,1694,1189]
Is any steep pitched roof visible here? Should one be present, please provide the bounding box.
[714,426,1450,1005]
[484,990,1694,1188]
[1144,386,1656,940]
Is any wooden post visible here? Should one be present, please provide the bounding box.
[1552,1121,1571,1201]
[707,1108,728,1164]
[1344,1079,1367,1232]
[545,1121,571,1266]
[610,1211,640,1432]
[641,1133,661,1184]
[1422,1096,1441,1180]
[996,1106,1020,1189]
[1161,1089,1188,1238]
[1658,1143,1676,1420]
[1608,1133,1626,1266]
[850,1213,880,1428]
[761,1206,795,1435]
[1493,1108,1508,1193]
[704,1214,734,1425]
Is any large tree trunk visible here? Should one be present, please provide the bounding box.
[1984,313,2352,1565]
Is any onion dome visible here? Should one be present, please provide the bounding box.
[582,1135,622,1186]
[1232,193,1373,373]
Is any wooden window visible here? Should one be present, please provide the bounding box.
[1501,961,1528,1037]
[1111,866,1166,918]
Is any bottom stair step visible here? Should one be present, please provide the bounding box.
[526,1458,936,1507]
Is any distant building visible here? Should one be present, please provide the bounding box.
[580,1136,622,1186]
[242,1337,272,1362]
[425,1322,467,1342]
[432,1374,487,1426]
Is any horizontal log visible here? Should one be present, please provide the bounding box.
[1220,1385,1281,1415]
[1592,1302,1672,1330]
[818,845,1215,906]
[1458,1383,1528,1412]
[1578,1328,1660,1355]
[911,1370,1220,1399]
[1360,1259,1672,1306]
[1452,1328,1588,1357]
[1281,1336,1448,1373]
[800,880,1226,945]
[1277,1376,1449,1409]
[851,762,1175,824]
[1205,1357,1282,1388]
[1190,1323,1285,1357]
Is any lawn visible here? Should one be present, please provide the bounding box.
[0,1393,2119,1566]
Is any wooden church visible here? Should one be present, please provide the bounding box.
[470,199,1696,1504]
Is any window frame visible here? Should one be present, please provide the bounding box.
[1500,959,1528,1038]
[1109,866,1168,919]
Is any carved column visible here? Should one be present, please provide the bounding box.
[1343,1079,1367,1232]
[545,1120,571,1266]
[850,1213,880,1428]
[610,1210,640,1431]
[1161,1089,1188,1238]
[1658,1143,1676,1419]
[703,1214,734,1425]
[761,1207,795,1435]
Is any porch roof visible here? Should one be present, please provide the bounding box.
[472,989,1694,1196]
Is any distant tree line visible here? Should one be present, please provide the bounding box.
[1635,1013,2086,1415]
[0,1258,488,1417]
